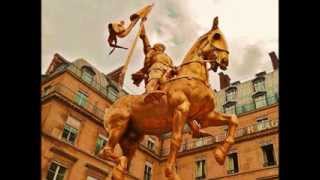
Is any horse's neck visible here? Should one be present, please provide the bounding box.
[177,36,209,82]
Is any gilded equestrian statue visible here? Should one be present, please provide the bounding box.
[99,17,239,180]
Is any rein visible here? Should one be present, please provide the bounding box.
[162,59,216,88]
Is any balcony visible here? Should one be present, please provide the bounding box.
[161,119,278,156]
[42,83,105,121]
[234,94,278,115]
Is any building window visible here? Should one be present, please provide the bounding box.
[224,104,236,115]
[262,144,276,167]
[47,162,67,180]
[254,94,267,109]
[107,86,119,102]
[195,159,206,179]
[61,124,78,144]
[256,117,269,131]
[75,90,88,107]
[253,78,265,92]
[81,66,95,84]
[147,138,155,151]
[43,85,52,96]
[86,176,98,180]
[226,88,237,102]
[95,135,108,155]
[144,163,152,180]
[227,153,239,174]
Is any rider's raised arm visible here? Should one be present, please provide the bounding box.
[140,24,152,55]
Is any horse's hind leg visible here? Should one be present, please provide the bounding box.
[199,111,239,165]
[110,132,144,180]
[98,115,129,163]
[119,132,144,171]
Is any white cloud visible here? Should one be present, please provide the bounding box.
[42,0,278,93]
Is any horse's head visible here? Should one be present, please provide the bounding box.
[201,17,229,72]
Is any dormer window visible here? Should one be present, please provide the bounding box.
[226,87,237,102]
[107,85,119,102]
[253,78,265,92]
[81,66,96,84]
[224,102,236,115]
[253,93,267,109]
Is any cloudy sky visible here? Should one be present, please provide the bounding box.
[42,0,278,94]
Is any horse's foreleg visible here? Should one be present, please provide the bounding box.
[165,100,190,180]
[200,111,239,165]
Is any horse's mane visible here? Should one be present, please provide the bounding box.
[181,31,211,63]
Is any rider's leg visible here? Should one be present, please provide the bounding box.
[145,78,159,92]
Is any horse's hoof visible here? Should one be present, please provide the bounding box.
[214,146,226,165]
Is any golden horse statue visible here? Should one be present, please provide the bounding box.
[99,17,239,180]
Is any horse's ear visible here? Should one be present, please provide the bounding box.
[212,16,219,30]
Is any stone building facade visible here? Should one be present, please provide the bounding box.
[41,52,279,180]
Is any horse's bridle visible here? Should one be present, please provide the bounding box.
[212,45,229,54]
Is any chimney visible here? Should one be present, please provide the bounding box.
[219,72,230,89]
[268,51,279,70]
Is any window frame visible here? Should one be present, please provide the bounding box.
[261,144,276,167]
[95,134,108,155]
[253,93,267,109]
[81,66,96,84]
[61,123,78,145]
[74,90,88,108]
[46,161,67,180]
[146,137,155,151]
[143,162,152,180]
[43,85,52,96]
[253,77,266,92]
[107,85,119,102]
[225,87,237,102]
[227,153,239,174]
[224,103,236,115]
[195,159,206,179]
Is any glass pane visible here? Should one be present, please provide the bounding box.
[255,95,267,109]
[58,166,66,174]
[46,171,55,180]
[68,132,77,143]
[107,86,118,102]
[227,156,234,170]
[75,91,88,107]
[82,71,93,84]
[48,162,58,171]
[62,128,70,139]
[56,174,65,180]
[254,80,265,92]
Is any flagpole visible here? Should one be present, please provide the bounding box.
[119,20,145,87]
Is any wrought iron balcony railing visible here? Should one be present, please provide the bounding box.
[42,83,105,121]
[161,119,278,156]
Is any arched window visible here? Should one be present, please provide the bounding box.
[107,85,119,102]
[81,66,96,84]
